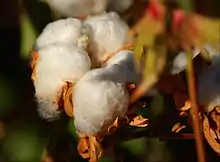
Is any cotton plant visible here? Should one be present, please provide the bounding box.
[171,44,220,154]
[30,9,148,161]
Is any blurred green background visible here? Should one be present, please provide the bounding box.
[0,0,220,162]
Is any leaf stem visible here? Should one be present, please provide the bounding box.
[186,50,206,162]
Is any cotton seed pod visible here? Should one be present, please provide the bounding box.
[41,0,109,18]
[34,43,91,121]
[84,12,129,68]
[108,0,134,13]
[73,66,129,136]
[35,18,90,50]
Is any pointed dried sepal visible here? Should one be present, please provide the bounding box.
[203,107,220,154]
[128,114,149,127]
[203,114,220,154]
[88,136,102,162]
[62,82,74,118]
[31,50,39,81]
[77,135,102,162]
[108,117,119,134]
[180,100,191,110]
[102,42,134,64]
[172,122,187,133]
[77,136,90,159]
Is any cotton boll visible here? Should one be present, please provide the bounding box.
[84,12,129,67]
[92,0,109,14]
[35,18,90,50]
[41,0,94,17]
[197,55,220,114]
[36,98,61,121]
[41,0,109,17]
[106,50,160,96]
[171,48,200,75]
[171,44,220,74]
[108,0,134,13]
[34,43,91,120]
[106,50,141,84]
[73,67,129,136]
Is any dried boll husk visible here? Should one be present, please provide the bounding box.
[108,0,134,13]
[34,43,91,121]
[35,18,90,50]
[84,12,129,68]
[73,66,129,136]
[41,0,109,18]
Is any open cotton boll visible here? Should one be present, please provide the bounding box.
[108,0,134,13]
[106,50,141,84]
[73,67,129,136]
[171,44,220,74]
[36,98,61,121]
[197,55,220,114]
[84,12,129,67]
[34,43,91,121]
[35,18,89,50]
[92,0,110,14]
[106,50,160,96]
[41,0,108,18]
[41,0,93,17]
[171,48,200,75]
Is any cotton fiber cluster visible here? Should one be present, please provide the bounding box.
[32,18,92,121]
[32,11,131,125]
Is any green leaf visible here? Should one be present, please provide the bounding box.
[197,16,220,48]
[132,19,163,70]
[178,0,194,12]
[121,138,146,156]
[20,12,37,59]
[2,128,43,161]
[67,119,78,140]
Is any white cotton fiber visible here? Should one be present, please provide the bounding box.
[33,43,91,121]
[35,18,89,50]
[84,12,129,67]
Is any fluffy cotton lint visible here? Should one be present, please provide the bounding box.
[35,18,89,50]
[84,12,129,67]
[73,67,129,136]
[34,43,91,120]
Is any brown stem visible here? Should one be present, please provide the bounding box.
[186,50,206,162]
